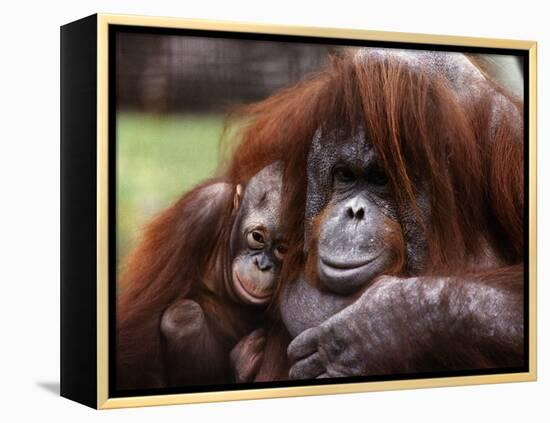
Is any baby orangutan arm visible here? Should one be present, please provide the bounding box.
[161,298,230,386]
[230,328,267,383]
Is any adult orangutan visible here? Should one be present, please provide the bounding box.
[116,163,289,390]
[225,48,525,380]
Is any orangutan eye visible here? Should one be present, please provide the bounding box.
[333,166,356,185]
[274,244,288,261]
[247,230,265,249]
[369,166,389,186]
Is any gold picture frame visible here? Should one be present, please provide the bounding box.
[60,13,537,409]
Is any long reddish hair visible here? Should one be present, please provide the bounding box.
[116,179,235,389]
[222,49,524,284]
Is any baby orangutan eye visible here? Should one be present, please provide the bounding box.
[274,244,288,261]
[247,230,265,249]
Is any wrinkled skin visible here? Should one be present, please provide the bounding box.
[281,276,349,339]
[282,126,429,339]
[228,162,289,305]
[287,275,523,379]
[305,127,428,295]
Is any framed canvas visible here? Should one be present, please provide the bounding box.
[60,13,537,409]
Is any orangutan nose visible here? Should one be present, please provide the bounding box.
[255,254,273,271]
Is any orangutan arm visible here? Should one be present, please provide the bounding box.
[288,269,524,379]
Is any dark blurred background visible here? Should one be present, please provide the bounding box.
[117,32,338,113]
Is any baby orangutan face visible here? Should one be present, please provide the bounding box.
[229,163,288,306]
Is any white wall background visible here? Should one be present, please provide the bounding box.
[0,0,546,421]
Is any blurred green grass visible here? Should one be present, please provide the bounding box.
[117,112,225,264]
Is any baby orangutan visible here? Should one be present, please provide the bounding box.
[160,162,288,386]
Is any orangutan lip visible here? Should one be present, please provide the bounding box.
[233,271,272,304]
[320,254,379,270]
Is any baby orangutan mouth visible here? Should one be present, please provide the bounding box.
[232,261,276,305]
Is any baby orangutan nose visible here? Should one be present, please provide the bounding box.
[255,254,274,271]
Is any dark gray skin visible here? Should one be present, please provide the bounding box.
[281,126,523,379]
[286,275,523,379]
[282,126,430,339]
[160,163,288,385]
[228,162,288,306]
[305,127,429,295]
